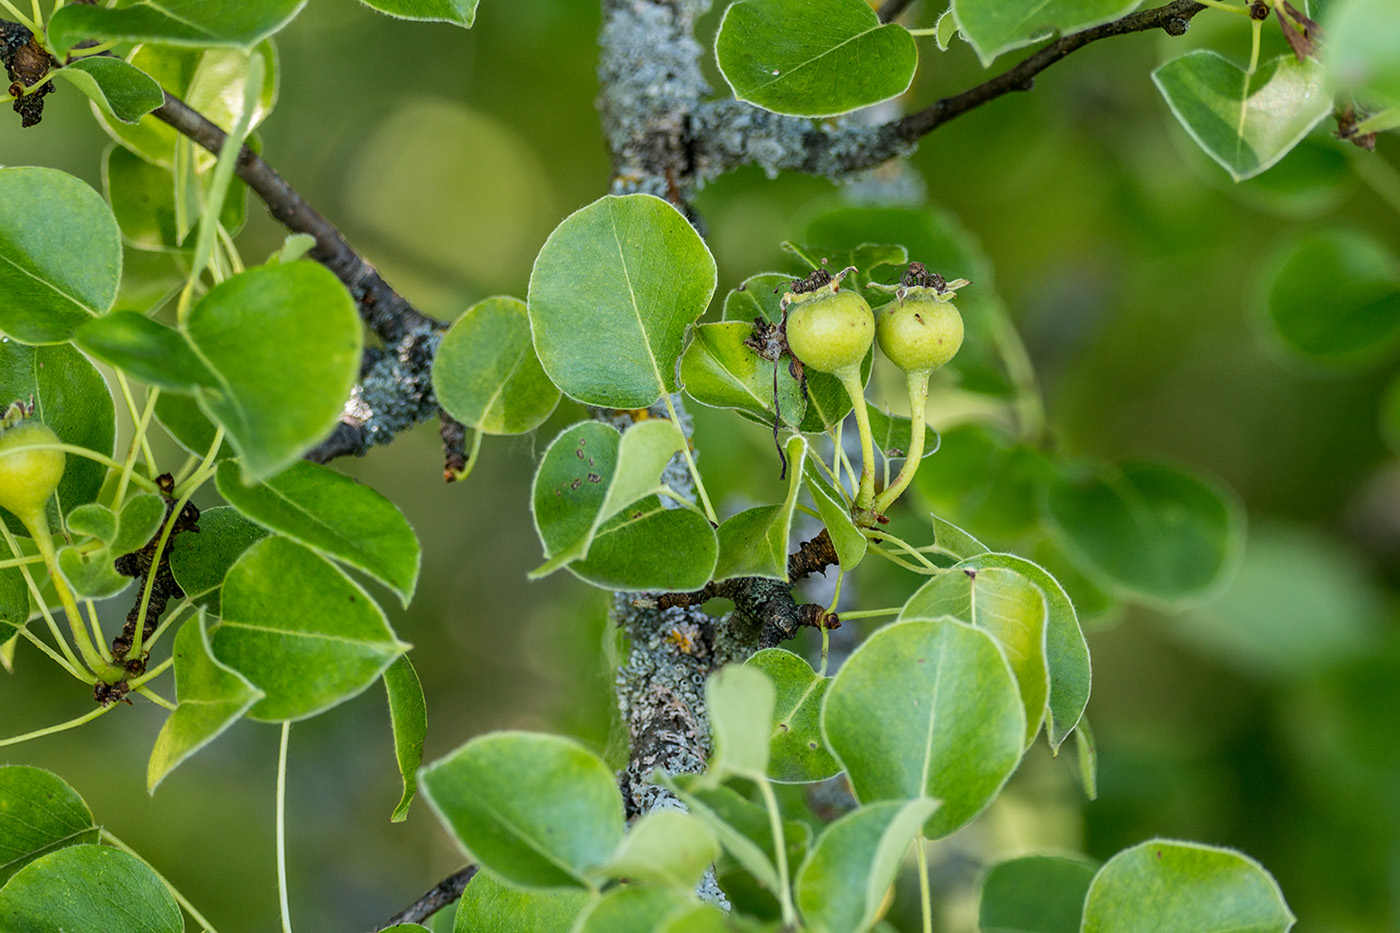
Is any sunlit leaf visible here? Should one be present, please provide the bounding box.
[0,844,182,933]
[420,731,624,888]
[1153,51,1332,182]
[713,436,807,582]
[528,194,716,408]
[953,0,1141,65]
[49,0,307,54]
[452,870,591,933]
[747,648,840,784]
[602,809,720,891]
[568,496,718,592]
[358,0,478,26]
[680,322,805,429]
[54,58,163,124]
[383,655,426,822]
[0,766,98,886]
[1081,839,1294,932]
[433,296,560,435]
[74,311,216,391]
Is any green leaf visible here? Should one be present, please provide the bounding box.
[1040,460,1245,604]
[823,619,1025,838]
[1171,522,1385,678]
[603,809,720,891]
[54,58,163,124]
[794,798,938,933]
[358,0,478,25]
[805,467,866,571]
[901,567,1049,745]
[48,0,307,54]
[186,262,362,481]
[707,664,776,782]
[979,854,1097,933]
[746,648,839,784]
[781,243,909,288]
[97,44,278,172]
[420,731,625,889]
[1081,839,1294,932]
[0,766,98,886]
[103,146,247,252]
[453,870,592,933]
[147,612,264,792]
[216,460,421,605]
[715,0,917,117]
[433,296,560,435]
[1074,715,1098,801]
[384,655,427,822]
[1323,0,1400,106]
[0,343,116,536]
[1152,51,1332,182]
[0,845,183,933]
[154,392,222,459]
[1255,228,1400,373]
[866,405,939,461]
[454,870,591,933]
[661,775,810,901]
[0,537,27,638]
[952,0,1140,65]
[914,423,1051,542]
[0,167,121,344]
[930,514,988,560]
[527,194,716,408]
[568,497,718,592]
[56,533,130,600]
[75,311,216,391]
[935,8,959,50]
[211,536,407,721]
[953,553,1089,750]
[573,886,695,933]
[659,904,778,933]
[714,435,807,582]
[680,322,806,429]
[167,506,267,613]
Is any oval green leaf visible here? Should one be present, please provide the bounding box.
[680,321,806,429]
[602,809,720,891]
[216,459,420,605]
[433,296,560,435]
[0,342,116,536]
[979,853,1098,933]
[901,567,1048,745]
[48,0,307,54]
[1152,51,1332,182]
[1082,839,1294,932]
[210,535,407,721]
[568,496,718,592]
[0,167,121,344]
[714,435,807,582]
[1041,460,1244,604]
[384,655,427,822]
[186,261,362,481]
[805,467,866,571]
[154,391,222,459]
[75,311,216,391]
[794,798,938,933]
[952,0,1140,66]
[715,0,917,118]
[147,612,264,792]
[453,869,592,933]
[168,506,267,613]
[358,0,478,26]
[0,844,182,933]
[746,648,839,784]
[55,58,163,124]
[1256,228,1400,372]
[527,194,716,408]
[707,664,776,782]
[0,766,98,886]
[954,553,1090,750]
[822,619,1025,838]
[420,731,625,889]
[574,886,695,933]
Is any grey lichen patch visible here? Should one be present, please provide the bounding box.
[341,324,443,453]
[692,101,915,182]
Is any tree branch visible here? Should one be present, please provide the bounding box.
[877,0,918,23]
[368,865,477,932]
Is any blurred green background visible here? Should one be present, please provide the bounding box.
[2,0,1398,930]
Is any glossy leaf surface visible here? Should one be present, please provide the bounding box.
[568,496,718,592]
[216,459,420,605]
[604,809,720,891]
[680,322,805,428]
[794,798,938,933]
[713,435,807,582]
[147,613,263,792]
[358,0,478,26]
[979,854,1097,933]
[55,58,163,123]
[186,262,362,480]
[0,766,98,886]
[452,870,591,933]
[49,0,306,54]
[1152,52,1331,182]
[433,296,560,435]
[1082,839,1294,932]
[528,194,716,407]
[953,0,1140,65]
[1041,460,1243,604]
[805,467,866,571]
[211,536,407,721]
[74,312,216,391]
[715,0,917,117]
[746,648,839,783]
[384,656,427,822]
[823,619,1025,838]
[420,731,624,888]
[167,506,267,613]
[0,844,182,933]
[0,168,120,344]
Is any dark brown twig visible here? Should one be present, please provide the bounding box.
[439,411,469,481]
[368,865,477,932]
[877,0,918,23]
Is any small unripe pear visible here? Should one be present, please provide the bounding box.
[0,418,64,525]
[785,288,874,377]
[876,290,964,375]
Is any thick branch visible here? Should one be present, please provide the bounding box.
[368,865,477,932]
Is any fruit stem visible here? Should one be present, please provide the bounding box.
[836,367,877,516]
[24,511,126,683]
[874,370,931,515]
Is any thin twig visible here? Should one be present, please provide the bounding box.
[369,866,478,931]
[878,0,918,23]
